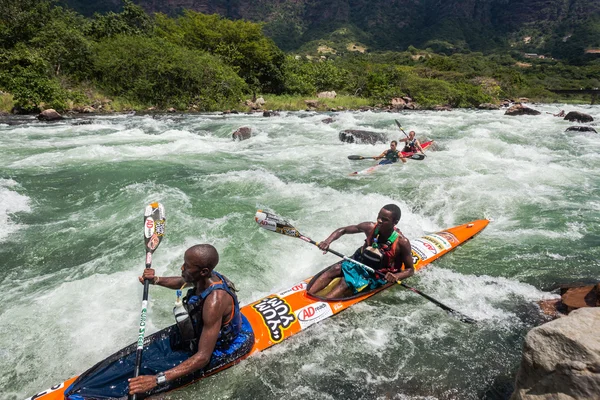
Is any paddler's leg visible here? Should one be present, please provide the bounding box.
[324,278,349,299]
[307,263,343,295]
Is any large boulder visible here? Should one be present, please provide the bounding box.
[505,104,541,116]
[339,130,388,145]
[232,126,252,141]
[564,111,594,123]
[510,307,600,400]
[37,109,63,121]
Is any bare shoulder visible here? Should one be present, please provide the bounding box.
[356,221,376,233]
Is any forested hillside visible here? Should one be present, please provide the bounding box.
[0,0,599,114]
[61,0,600,62]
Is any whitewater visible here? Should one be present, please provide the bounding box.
[1,105,599,399]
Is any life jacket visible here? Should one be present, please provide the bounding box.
[356,226,404,273]
[404,138,417,152]
[383,149,401,162]
[180,271,242,352]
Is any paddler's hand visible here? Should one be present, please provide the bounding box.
[384,272,399,283]
[317,240,331,253]
[139,268,156,284]
[128,375,157,394]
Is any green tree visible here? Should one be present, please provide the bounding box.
[92,35,247,110]
[155,11,286,94]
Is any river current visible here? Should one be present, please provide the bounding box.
[1,106,599,399]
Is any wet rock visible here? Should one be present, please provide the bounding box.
[321,117,335,124]
[263,110,280,117]
[37,109,63,121]
[433,105,452,111]
[478,103,500,110]
[232,126,252,141]
[564,111,594,123]
[339,129,387,145]
[510,307,600,400]
[505,104,541,116]
[565,126,597,133]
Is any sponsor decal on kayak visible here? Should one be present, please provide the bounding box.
[295,302,333,330]
[277,282,307,298]
[423,234,452,251]
[147,234,160,251]
[25,382,64,400]
[411,245,428,261]
[436,231,459,245]
[411,250,421,267]
[252,296,296,343]
[412,239,437,258]
[144,217,155,238]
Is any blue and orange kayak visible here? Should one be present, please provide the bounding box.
[27,218,488,400]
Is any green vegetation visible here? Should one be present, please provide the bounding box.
[0,0,598,114]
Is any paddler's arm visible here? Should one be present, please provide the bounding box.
[128,291,225,394]
[139,268,187,290]
[416,139,425,154]
[317,221,374,252]
[374,150,386,160]
[385,237,414,282]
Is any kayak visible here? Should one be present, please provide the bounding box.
[350,140,433,176]
[27,218,488,400]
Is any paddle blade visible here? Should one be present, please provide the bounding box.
[143,202,166,253]
[410,154,426,160]
[255,210,301,238]
[394,119,402,129]
[348,155,365,160]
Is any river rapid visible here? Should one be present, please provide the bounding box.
[1,106,599,400]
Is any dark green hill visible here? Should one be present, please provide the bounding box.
[60,0,600,59]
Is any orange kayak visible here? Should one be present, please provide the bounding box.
[28,219,489,400]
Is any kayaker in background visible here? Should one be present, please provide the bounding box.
[399,131,425,154]
[307,204,414,298]
[374,140,407,165]
[128,244,243,395]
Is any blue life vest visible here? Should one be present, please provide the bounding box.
[182,272,242,351]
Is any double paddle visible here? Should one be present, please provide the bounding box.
[348,154,425,161]
[255,210,477,324]
[131,202,166,400]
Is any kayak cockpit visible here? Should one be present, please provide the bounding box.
[305,264,392,302]
[64,316,254,400]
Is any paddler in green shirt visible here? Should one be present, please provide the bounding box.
[374,140,408,165]
[307,204,414,298]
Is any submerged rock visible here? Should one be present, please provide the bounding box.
[339,129,388,145]
[565,126,597,133]
[510,307,600,400]
[232,126,252,141]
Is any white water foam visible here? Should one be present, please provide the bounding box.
[0,179,31,242]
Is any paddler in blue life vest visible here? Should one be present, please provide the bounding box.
[374,140,408,165]
[307,204,414,298]
[399,131,425,155]
[128,244,244,395]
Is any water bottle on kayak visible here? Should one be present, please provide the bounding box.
[173,288,195,342]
